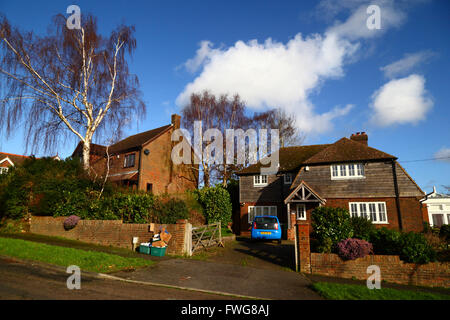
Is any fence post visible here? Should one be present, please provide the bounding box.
[296,222,311,274]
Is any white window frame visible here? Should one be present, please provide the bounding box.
[248,206,277,223]
[296,204,306,220]
[0,167,9,174]
[331,163,365,180]
[253,175,268,187]
[284,173,292,184]
[349,202,388,224]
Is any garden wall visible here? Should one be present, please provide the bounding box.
[30,216,191,255]
[310,252,449,288]
[295,223,450,288]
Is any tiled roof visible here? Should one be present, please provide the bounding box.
[303,138,396,164]
[109,124,172,154]
[237,144,330,175]
[0,152,32,166]
[237,137,397,175]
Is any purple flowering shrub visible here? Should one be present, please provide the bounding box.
[63,215,80,230]
[337,238,373,260]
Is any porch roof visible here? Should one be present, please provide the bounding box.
[284,180,325,204]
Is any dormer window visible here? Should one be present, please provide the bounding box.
[284,173,292,184]
[331,163,365,179]
[253,175,268,186]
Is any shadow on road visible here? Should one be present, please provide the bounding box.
[232,237,295,270]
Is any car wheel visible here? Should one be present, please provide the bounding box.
[277,239,282,244]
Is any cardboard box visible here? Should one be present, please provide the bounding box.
[160,229,172,244]
[151,240,166,248]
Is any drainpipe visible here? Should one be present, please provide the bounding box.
[137,147,142,190]
[391,160,403,230]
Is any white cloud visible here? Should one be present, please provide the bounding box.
[435,147,450,163]
[380,51,434,78]
[176,1,416,134]
[370,74,433,126]
[176,33,358,134]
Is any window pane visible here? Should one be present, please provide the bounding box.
[348,164,355,176]
[357,164,364,176]
[350,203,358,218]
[369,203,377,221]
[378,203,386,222]
[262,175,267,183]
[263,207,269,214]
[270,207,276,215]
[340,165,346,176]
[332,165,338,177]
[432,214,444,227]
[359,203,367,219]
[447,214,450,225]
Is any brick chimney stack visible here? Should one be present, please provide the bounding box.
[171,114,181,129]
[350,132,368,146]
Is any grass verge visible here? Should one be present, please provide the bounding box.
[311,282,450,300]
[0,236,154,273]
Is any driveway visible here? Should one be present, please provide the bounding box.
[112,237,321,300]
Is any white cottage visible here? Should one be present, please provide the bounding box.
[421,186,450,227]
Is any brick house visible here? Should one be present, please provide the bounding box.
[236,132,428,240]
[72,114,198,194]
[0,152,31,174]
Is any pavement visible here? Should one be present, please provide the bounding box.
[0,256,240,300]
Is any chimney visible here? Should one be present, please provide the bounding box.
[350,132,368,146]
[171,114,181,129]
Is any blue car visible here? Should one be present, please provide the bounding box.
[251,215,282,243]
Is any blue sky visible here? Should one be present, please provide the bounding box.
[1,0,449,192]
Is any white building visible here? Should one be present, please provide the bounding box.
[421,186,450,227]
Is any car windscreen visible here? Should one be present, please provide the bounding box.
[254,217,278,229]
[254,217,278,224]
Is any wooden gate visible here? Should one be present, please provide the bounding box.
[191,222,224,254]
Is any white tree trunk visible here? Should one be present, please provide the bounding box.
[82,140,91,172]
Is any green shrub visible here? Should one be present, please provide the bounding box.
[370,228,436,263]
[369,227,403,256]
[311,207,354,253]
[350,216,376,241]
[154,198,189,224]
[194,185,232,225]
[398,232,437,263]
[439,224,450,242]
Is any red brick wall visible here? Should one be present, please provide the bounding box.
[30,216,189,255]
[310,252,450,288]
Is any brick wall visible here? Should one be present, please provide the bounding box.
[30,216,190,255]
[310,253,450,288]
[294,223,450,288]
